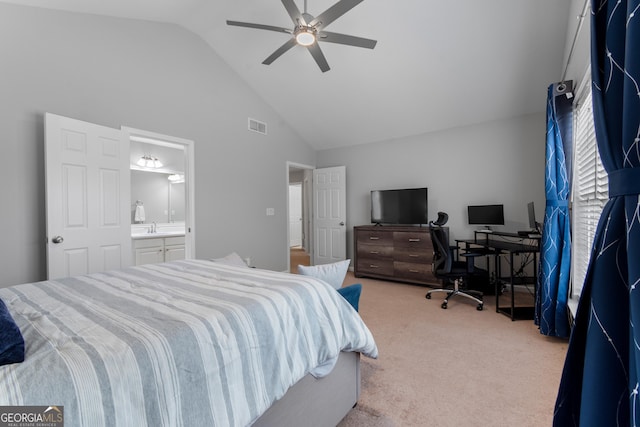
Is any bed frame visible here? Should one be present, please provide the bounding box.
[253,351,360,426]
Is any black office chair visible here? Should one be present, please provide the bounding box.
[425,212,487,311]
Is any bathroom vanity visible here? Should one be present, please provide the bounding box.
[131,224,185,266]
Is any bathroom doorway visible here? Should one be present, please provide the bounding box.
[124,127,196,259]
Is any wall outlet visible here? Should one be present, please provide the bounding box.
[266,208,275,216]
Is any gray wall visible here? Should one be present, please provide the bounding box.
[317,113,547,261]
[561,0,591,88]
[0,3,315,286]
[317,0,595,264]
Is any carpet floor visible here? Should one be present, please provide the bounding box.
[336,272,569,427]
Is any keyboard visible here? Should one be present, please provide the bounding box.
[518,230,541,238]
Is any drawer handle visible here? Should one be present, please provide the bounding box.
[409,238,420,242]
[369,264,380,268]
[409,254,419,257]
[370,251,380,254]
[409,269,420,273]
[369,237,380,240]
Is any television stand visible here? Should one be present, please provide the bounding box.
[354,225,443,286]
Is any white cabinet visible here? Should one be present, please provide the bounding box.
[133,236,185,266]
[164,236,186,262]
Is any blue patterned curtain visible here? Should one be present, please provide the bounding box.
[554,1,640,425]
[535,83,573,338]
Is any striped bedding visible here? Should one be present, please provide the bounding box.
[0,259,378,426]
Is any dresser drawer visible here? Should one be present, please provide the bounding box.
[356,259,394,276]
[393,231,431,249]
[394,262,435,282]
[357,243,393,260]
[356,230,394,246]
[394,247,431,264]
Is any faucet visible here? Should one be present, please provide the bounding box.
[148,222,157,233]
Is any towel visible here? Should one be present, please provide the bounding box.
[134,205,145,223]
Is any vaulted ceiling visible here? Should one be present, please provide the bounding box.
[2,0,572,149]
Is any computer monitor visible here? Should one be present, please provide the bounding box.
[527,202,539,232]
[467,204,504,229]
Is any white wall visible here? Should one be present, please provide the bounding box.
[316,113,546,261]
[0,3,315,286]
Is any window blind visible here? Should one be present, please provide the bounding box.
[571,85,608,298]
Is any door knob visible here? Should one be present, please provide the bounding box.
[339,222,345,226]
[52,236,64,244]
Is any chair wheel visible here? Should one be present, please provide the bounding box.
[425,293,431,299]
[441,302,448,309]
[477,304,483,311]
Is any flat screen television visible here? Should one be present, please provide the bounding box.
[371,188,428,225]
[467,204,504,228]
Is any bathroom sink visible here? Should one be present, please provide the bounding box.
[131,231,185,239]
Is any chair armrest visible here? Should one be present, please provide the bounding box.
[460,252,484,272]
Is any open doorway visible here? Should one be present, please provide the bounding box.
[287,162,313,273]
[124,127,196,259]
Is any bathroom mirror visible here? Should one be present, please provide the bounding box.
[131,170,185,224]
[130,140,185,225]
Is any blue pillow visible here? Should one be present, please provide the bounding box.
[0,298,25,366]
[297,259,350,289]
[337,284,362,312]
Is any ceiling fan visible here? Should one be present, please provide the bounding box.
[227,0,377,72]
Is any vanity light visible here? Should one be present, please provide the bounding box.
[168,174,185,183]
[137,155,163,168]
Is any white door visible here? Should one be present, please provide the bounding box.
[289,184,302,247]
[45,113,131,279]
[313,166,347,265]
[302,169,312,253]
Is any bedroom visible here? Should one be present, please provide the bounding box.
[0,0,581,285]
[0,0,615,425]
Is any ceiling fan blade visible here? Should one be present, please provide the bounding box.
[307,43,330,72]
[319,31,377,49]
[226,20,292,35]
[281,0,307,25]
[309,0,365,30]
[263,38,298,65]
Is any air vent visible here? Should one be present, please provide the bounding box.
[248,118,267,135]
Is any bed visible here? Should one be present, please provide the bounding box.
[0,259,378,426]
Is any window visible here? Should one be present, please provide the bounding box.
[571,73,608,299]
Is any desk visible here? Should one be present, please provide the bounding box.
[457,231,540,321]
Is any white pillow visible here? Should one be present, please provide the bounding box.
[211,252,248,267]
[297,259,351,290]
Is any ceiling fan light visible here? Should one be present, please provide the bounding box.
[295,29,316,46]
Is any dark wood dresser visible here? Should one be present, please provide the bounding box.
[354,225,442,286]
